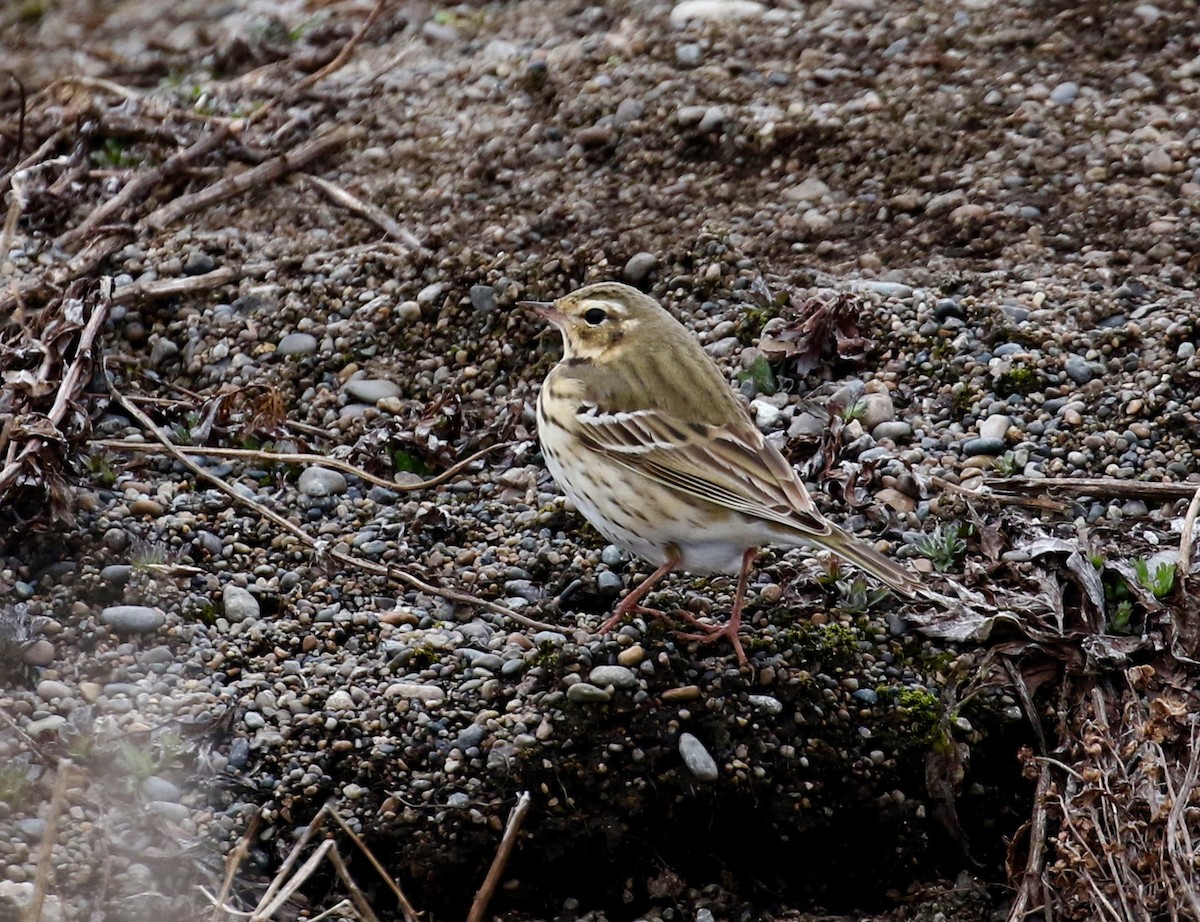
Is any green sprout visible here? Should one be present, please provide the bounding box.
[913,522,967,572]
[1133,558,1175,599]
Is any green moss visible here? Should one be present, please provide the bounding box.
[995,361,1041,397]
[876,685,941,750]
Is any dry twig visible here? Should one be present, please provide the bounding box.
[25,759,71,922]
[467,790,533,922]
[104,368,560,632]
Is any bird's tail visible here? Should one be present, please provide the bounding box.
[821,523,922,597]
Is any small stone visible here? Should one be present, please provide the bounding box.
[748,694,783,715]
[469,284,496,313]
[141,776,182,801]
[963,437,1006,457]
[21,640,55,666]
[597,571,623,596]
[876,488,916,514]
[101,605,165,634]
[614,98,644,125]
[384,682,445,704]
[858,393,895,430]
[326,690,354,711]
[662,684,702,702]
[36,680,71,701]
[979,414,1012,442]
[417,282,444,304]
[872,421,913,442]
[344,378,402,403]
[222,585,260,623]
[670,0,765,24]
[298,466,348,497]
[566,682,612,703]
[623,252,658,283]
[182,253,215,275]
[617,644,646,667]
[145,801,191,823]
[678,732,719,781]
[589,665,638,689]
[26,715,67,735]
[1050,81,1079,104]
[1065,355,1094,385]
[697,106,726,132]
[130,497,164,517]
[276,332,319,356]
[750,399,782,429]
[0,882,64,922]
[16,818,46,840]
[675,43,702,67]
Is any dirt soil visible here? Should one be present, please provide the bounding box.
[2,1,1200,921]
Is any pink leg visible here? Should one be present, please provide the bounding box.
[597,556,679,634]
[673,548,756,666]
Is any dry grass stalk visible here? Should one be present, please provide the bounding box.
[467,790,533,922]
[23,759,71,922]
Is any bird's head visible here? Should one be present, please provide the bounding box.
[520,282,671,362]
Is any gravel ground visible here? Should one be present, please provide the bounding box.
[1,1,1199,920]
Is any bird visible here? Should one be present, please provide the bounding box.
[521,281,920,665]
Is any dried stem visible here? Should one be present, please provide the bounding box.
[467,791,532,922]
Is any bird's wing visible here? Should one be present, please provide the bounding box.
[573,403,833,538]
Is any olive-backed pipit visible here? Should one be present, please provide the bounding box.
[523,282,919,665]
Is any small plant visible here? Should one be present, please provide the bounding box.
[913,522,968,572]
[1133,558,1175,599]
[83,452,119,487]
[736,356,777,395]
[90,137,140,169]
[992,451,1021,476]
[834,577,890,614]
[995,361,1041,397]
[130,539,172,572]
[117,741,158,793]
[840,397,867,423]
[0,764,32,808]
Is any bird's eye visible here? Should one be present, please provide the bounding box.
[583,307,608,325]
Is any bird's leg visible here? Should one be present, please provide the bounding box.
[597,556,679,634]
[673,548,756,666]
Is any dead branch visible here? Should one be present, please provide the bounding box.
[0,281,111,503]
[143,128,351,231]
[109,267,243,304]
[211,812,261,922]
[93,438,509,493]
[1006,764,1051,922]
[1179,483,1200,578]
[293,0,388,94]
[105,368,561,632]
[326,806,420,922]
[303,173,423,248]
[985,476,1199,503]
[25,759,71,922]
[57,123,234,250]
[467,790,532,922]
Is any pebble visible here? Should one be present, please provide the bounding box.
[36,680,71,701]
[100,605,165,634]
[588,665,638,689]
[222,585,260,623]
[859,393,895,430]
[276,332,319,356]
[343,378,402,403]
[597,571,624,595]
[141,776,182,801]
[298,466,348,497]
[1065,355,1094,385]
[670,0,765,24]
[623,252,658,283]
[469,284,496,313]
[384,683,446,704]
[962,437,1006,457]
[748,694,783,715]
[566,682,612,703]
[21,640,55,666]
[979,414,1012,442]
[872,421,912,442]
[678,732,719,781]
[26,715,67,735]
[617,644,646,667]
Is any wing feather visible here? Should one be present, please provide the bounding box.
[574,402,832,538]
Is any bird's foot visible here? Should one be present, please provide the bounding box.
[597,604,669,635]
[673,620,748,667]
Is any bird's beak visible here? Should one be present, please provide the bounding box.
[518,299,564,325]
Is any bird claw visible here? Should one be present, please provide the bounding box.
[596,604,669,634]
[672,622,748,667]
